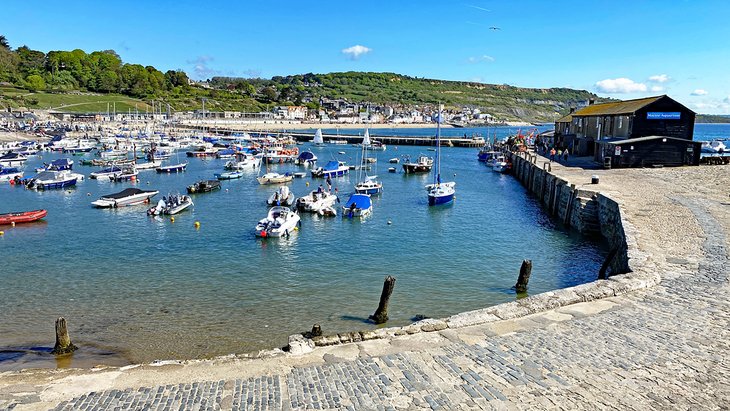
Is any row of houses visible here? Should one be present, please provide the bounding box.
[554,95,701,167]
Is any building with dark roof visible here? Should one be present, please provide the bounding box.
[554,95,696,167]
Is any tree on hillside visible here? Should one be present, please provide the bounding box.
[0,35,9,50]
[261,86,278,102]
[16,46,46,76]
[25,74,45,91]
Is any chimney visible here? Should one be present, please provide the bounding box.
[588,99,595,105]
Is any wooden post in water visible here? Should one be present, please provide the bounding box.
[51,317,78,355]
[514,260,532,293]
[310,324,322,337]
[370,276,396,324]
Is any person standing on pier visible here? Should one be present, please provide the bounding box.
[563,148,569,163]
[550,147,556,162]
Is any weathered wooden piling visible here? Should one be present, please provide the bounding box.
[310,324,322,337]
[370,276,396,324]
[514,260,533,293]
[51,317,78,355]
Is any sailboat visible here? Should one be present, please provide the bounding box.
[354,129,383,195]
[156,147,188,173]
[312,128,325,147]
[426,104,455,206]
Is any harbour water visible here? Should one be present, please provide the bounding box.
[0,124,724,370]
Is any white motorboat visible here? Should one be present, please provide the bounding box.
[134,160,162,170]
[147,194,194,215]
[255,206,300,238]
[701,140,727,153]
[0,152,28,167]
[92,188,159,208]
[295,188,338,213]
[90,165,124,179]
[267,186,296,206]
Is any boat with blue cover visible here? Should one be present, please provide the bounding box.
[296,150,318,166]
[0,166,23,182]
[341,193,372,218]
[35,158,74,172]
[215,170,244,180]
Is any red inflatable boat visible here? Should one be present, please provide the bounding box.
[0,209,48,225]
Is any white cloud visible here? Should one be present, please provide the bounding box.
[690,89,708,96]
[648,74,670,83]
[341,45,372,60]
[467,55,495,63]
[724,96,730,103]
[595,78,647,94]
[186,55,221,80]
[467,5,491,12]
[650,86,664,92]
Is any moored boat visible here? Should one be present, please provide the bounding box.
[0,209,47,225]
[27,170,84,190]
[254,206,300,238]
[215,170,244,180]
[0,166,23,182]
[91,188,159,208]
[295,150,318,166]
[402,154,433,174]
[341,193,372,218]
[267,186,296,206]
[427,105,456,206]
[257,172,293,185]
[90,165,123,180]
[311,160,349,178]
[147,194,194,215]
[492,155,511,173]
[186,180,221,194]
[355,176,383,195]
[0,152,28,167]
[295,188,338,213]
[156,162,188,173]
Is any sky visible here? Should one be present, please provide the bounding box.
[3,0,730,114]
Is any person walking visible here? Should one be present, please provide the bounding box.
[549,147,556,162]
[563,148,569,163]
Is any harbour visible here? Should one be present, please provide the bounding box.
[0,125,610,370]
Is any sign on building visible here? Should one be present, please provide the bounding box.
[646,112,681,120]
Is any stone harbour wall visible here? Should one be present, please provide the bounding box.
[289,151,654,354]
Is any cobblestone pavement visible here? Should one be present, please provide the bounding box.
[1,179,729,410]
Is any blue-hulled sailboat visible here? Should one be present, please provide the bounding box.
[426,105,455,206]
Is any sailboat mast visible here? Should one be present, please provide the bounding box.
[435,104,442,185]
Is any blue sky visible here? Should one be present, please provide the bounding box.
[3,0,730,113]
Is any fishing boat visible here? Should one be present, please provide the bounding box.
[0,209,47,225]
[341,193,372,218]
[312,128,326,146]
[426,105,456,206]
[26,169,84,190]
[254,206,300,238]
[186,179,221,194]
[0,152,28,167]
[295,188,338,213]
[267,186,295,206]
[0,166,23,182]
[215,170,244,180]
[147,194,194,215]
[295,150,318,166]
[257,172,293,185]
[91,188,159,208]
[311,160,349,178]
[402,154,433,174]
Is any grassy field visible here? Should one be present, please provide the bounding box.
[0,87,153,113]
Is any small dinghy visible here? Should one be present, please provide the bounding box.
[267,186,295,206]
[186,180,221,194]
[0,209,47,225]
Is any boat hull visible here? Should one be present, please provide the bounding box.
[402,164,432,174]
[428,192,454,206]
[36,178,77,190]
[0,209,47,225]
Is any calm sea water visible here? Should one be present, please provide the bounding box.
[1,123,723,370]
